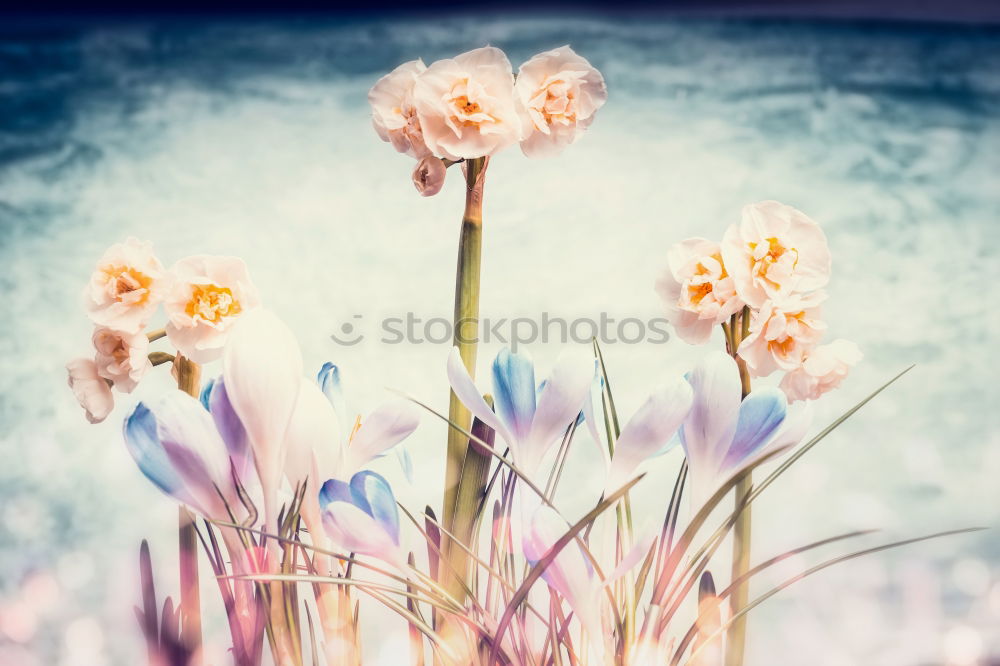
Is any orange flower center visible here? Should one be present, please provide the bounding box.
[749,237,798,287]
[455,96,481,114]
[185,284,242,324]
[105,265,153,303]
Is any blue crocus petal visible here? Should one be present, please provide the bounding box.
[123,402,184,497]
[199,377,216,411]
[318,478,353,510]
[350,471,400,545]
[492,348,537,441]
[721,387,787,471]
[317,362,347,421]
[396,447,414,484]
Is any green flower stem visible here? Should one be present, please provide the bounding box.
[174,354,203,663]
[726,307,753,666]
[440,156,488,604]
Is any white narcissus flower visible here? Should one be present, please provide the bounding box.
[738,292,827,377]
[369,59,430,159]
[721,201,832,308]
[83,237,169,334]
[92,326,151,392]
[66,358,114,424]
[780,339,863,402]
[412,47,523,160]
[515,46,607,158]
[164,255,261,364]
[655,237,744,345]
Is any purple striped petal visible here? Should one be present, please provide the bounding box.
[207,376,255,486]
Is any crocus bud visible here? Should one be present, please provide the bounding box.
[412,156,446,197]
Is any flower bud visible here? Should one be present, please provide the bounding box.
[412,156,446,197]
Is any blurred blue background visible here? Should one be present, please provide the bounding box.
[0,9,998,665]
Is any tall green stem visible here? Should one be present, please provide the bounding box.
[725,308,753,666]
[440,156,488,603]
[174,354,203,662]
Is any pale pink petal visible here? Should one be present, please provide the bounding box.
[83,237,169,334]
[345,399,420,474]
[92,327,151,393]
[656,238,743,346]
[413,47,522,160]
[516,46,607,158]
[285,378,343,487]
[66,358,114,424]
[446,346,514,449]
[165,255,261,364]
[322,502,404,567]
[605,377,692,494]
[369,59,430,159]
[524,349,595,473]
[681,352,742,501]
[223,309,303,535]
[721,201,831,307]
[523,506,603,641]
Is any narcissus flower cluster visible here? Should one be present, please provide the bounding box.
[67,238,260,423]
[369,45,607,195]
[656,201,862,402]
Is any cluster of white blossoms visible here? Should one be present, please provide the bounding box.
[369,45,607,195]
[67,238,260,423]
[656,201,862,402]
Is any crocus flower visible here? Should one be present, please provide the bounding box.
[223,309,303,538]
[412,155,447,196]
[737,291,826,377]
[319,471,404,566]
[92,326,150,392]
[66,358,114,424]
[412,47,523,160]
[680,352,810,507]
[585,375,693,494]
[164,255,261,363]
[201,376,257,487]
[515,46,607,158]
[123,390,242,519]
[83,237,169,334]
[780,339,862,402]
[654,238,743,345]
[369,59,430,159]
[522,505,603,644]
[721,201,832,308]
[447,346,594,480]
[286,366,420,552]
